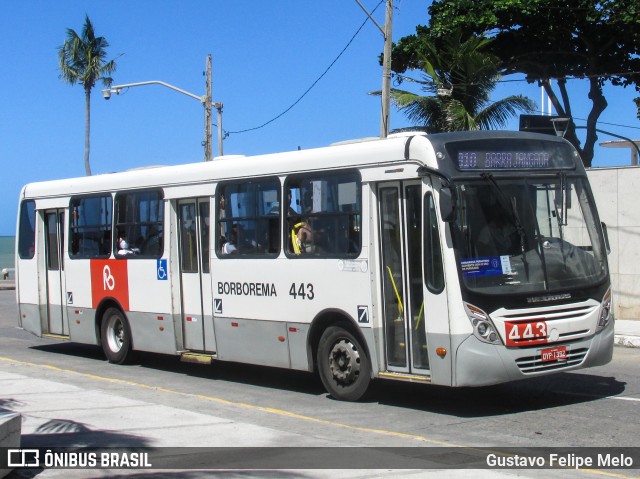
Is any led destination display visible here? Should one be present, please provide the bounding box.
[446,139,577,171]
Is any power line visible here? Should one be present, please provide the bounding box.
[569,118,640,131]
[395,70,640,86]
[394,71,640,131]
[227,0,384,136]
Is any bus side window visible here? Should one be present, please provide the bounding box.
[18,200,36,259]
[114,190,164,259]
[285,171,361,258]
[216,178,281,257]
[69,195,112,259]
[424,192,444,293]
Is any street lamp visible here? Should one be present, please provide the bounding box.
[599,139,640,166]
[551,117,640,166]
[102,56,223,161]
[550,117,571,138]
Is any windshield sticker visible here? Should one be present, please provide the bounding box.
[461,256,512,277]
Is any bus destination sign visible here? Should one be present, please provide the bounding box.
[457,151,551,170]
[446,139,577,171]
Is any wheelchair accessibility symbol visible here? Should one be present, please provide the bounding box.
[157,259,168,280]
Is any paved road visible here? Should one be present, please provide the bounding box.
[1,290,639,478]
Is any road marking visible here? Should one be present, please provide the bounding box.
[0,355,452,446]
[0,355,638,479]
[608,396,640,402]
[581,471,640,479]
[534,390,640,403]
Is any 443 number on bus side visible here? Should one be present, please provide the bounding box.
[289,283,315,300]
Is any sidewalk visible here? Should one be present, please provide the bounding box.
[1,280,639,346]
[614,319,640,348]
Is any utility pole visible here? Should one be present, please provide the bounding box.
[381,0,393,139]
[355,0,393,138]
[204,54,213,161]
[214,101,223,156]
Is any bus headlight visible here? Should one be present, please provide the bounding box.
[597,288,612,331]
[464,303,502,345]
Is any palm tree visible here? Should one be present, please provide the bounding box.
[388,33,535,133]
[58,15,117,176]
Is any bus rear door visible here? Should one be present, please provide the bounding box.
[43,209,69,336]
[177,198,215,352]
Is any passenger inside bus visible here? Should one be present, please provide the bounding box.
[218,193,227,243]
[221,224,238,254]
[141,225,162,256]
[474,194,522,257]
[116,234,139,256]
[293,220,314,254]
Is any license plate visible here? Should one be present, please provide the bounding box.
[541,346,567,363]
[505,320,548,347]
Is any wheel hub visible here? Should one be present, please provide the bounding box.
[107,317,124,352]
[329,339,361,385]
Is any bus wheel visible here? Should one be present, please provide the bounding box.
[317,326,371,401]
[101,307,133,364]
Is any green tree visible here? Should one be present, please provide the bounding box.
[391,0,640,167]
[385,33,535,132]
[58,15,117,176]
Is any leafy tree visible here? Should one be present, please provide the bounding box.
[386,33,534,132]
[391,0,640,167]
[58,15,117,176]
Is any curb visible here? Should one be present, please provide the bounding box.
[0,413,21,478]
[614,334,640,349]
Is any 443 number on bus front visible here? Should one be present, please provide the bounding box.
[505,320,548,347]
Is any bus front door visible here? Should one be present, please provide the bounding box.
[378,182,430,375]
[178,198,214,352]
[44,209,68,336]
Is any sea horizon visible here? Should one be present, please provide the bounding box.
[0,236,15,273]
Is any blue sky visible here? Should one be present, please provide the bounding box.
[1,1,638,235]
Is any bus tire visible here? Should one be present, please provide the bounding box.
[101,307,133,364]
[317,325,371,401]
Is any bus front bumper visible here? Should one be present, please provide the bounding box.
[452,319,615,387]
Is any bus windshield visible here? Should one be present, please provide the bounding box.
[452,175,608,295]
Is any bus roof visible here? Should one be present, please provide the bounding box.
[22,134,426,199]
[21,130,578,200]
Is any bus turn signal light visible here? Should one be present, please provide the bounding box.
[436,348,447,358]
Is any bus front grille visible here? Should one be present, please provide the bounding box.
[515,347,589,374]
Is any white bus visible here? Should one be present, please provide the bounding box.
[15,131,613,401]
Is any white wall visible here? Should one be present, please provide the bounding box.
[588,166,640,320]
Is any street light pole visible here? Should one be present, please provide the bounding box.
[577,127,640,165]
[552,118,640,165]
[103,55,222,161]
[103,80,204,101]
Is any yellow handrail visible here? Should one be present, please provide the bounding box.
[386,266,404,316]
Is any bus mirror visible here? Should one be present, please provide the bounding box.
[439,187,456,222]
[601,222,611,255]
